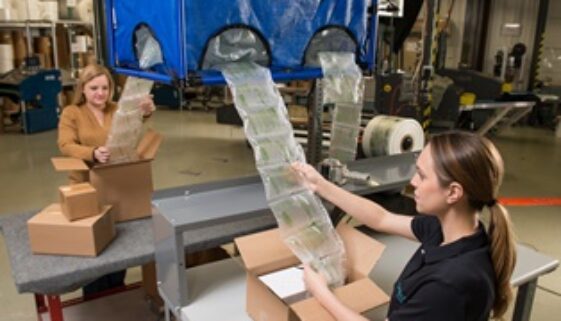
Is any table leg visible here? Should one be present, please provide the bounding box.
[34,294,47,313]
[512,279,537,321]
[47,295,64,321]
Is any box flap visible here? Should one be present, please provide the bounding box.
[290,279,389,321]
[235,228,299,275]
[337,223,385,278]
[136,129,162,160]
[51,157,89,171]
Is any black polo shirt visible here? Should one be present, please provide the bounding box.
[387,216,496,321]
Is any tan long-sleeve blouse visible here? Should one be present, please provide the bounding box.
[57,103,118,183]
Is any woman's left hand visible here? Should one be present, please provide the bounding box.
[303,264,329,298]
[138,95,155,117]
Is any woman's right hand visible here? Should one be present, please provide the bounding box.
[291,162,327,193]
[93,146,110,163]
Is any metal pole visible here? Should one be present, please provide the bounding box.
[307,80,324,166]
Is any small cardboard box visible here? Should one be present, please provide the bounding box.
[27,203,115,257]
[234,223,389,321]
[51,130,163,222]
[59,182,100,221]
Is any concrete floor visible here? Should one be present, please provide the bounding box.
[0,109,559,320]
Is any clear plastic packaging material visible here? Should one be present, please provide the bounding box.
[221,61,347,285]
[331,102,363,126]
[221,62,276,87]
[284,221,347,286]
[105,108,143,163]
[259,164,306,201]
[329,147,356,165]
[105,77,154,164]
[310,250,347,287]
[253,134,305,168]
[329,123,360,162]
[284,221,343,262]
[120,76,154,106]
[319,52,364,104]
[135,25,164,70]
[244,107,293,140]
[229,84,282,113]
[269,190,328,233]
[202,28,269,70]
[304,28,358,67]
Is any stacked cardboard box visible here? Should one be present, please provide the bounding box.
[27,183,115,257]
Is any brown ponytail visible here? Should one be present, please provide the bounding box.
[429,131,517,319]
[488,202,516,319]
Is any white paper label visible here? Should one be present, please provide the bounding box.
[67,0,77,7]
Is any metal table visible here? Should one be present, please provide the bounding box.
[460,101,535,136]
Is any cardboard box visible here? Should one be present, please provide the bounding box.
[59,182,100,221]
[52,130,163,222]
[27,203,115,257]
[234,223,389,321]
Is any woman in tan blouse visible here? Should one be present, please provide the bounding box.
[57,64,155,297]
[58,64,154,183]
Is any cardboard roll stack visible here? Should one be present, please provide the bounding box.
[0,31,54,69]
[0,0,92,21]
[0,32,14,73]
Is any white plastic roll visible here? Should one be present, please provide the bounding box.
[77,0,93,23]
[0,44,14,73]
[362,115,425,157]
[15,0,40,20]
[40,1,59,20]
[72,35,88,53]
[1,0,18,20]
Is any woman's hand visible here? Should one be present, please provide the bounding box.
[138,95,156,117]
[94,146,111,163]
[291,162,327,193]
[303,264,329,298]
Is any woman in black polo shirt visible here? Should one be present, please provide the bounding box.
[292,131,516,321]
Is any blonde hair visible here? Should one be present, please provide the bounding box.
[429,131,516,320]
[72,64,115,106]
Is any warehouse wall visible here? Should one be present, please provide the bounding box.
[483,0,540,89]
[542,0,561,86]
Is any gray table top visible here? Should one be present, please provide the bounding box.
[0,207,276,295]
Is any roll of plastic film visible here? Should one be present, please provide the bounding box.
[221,62,346,286]
[362,115,425,157]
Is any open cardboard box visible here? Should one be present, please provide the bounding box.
[234,223,389,321]
[51,130,162,222]
[27,203,114,256]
